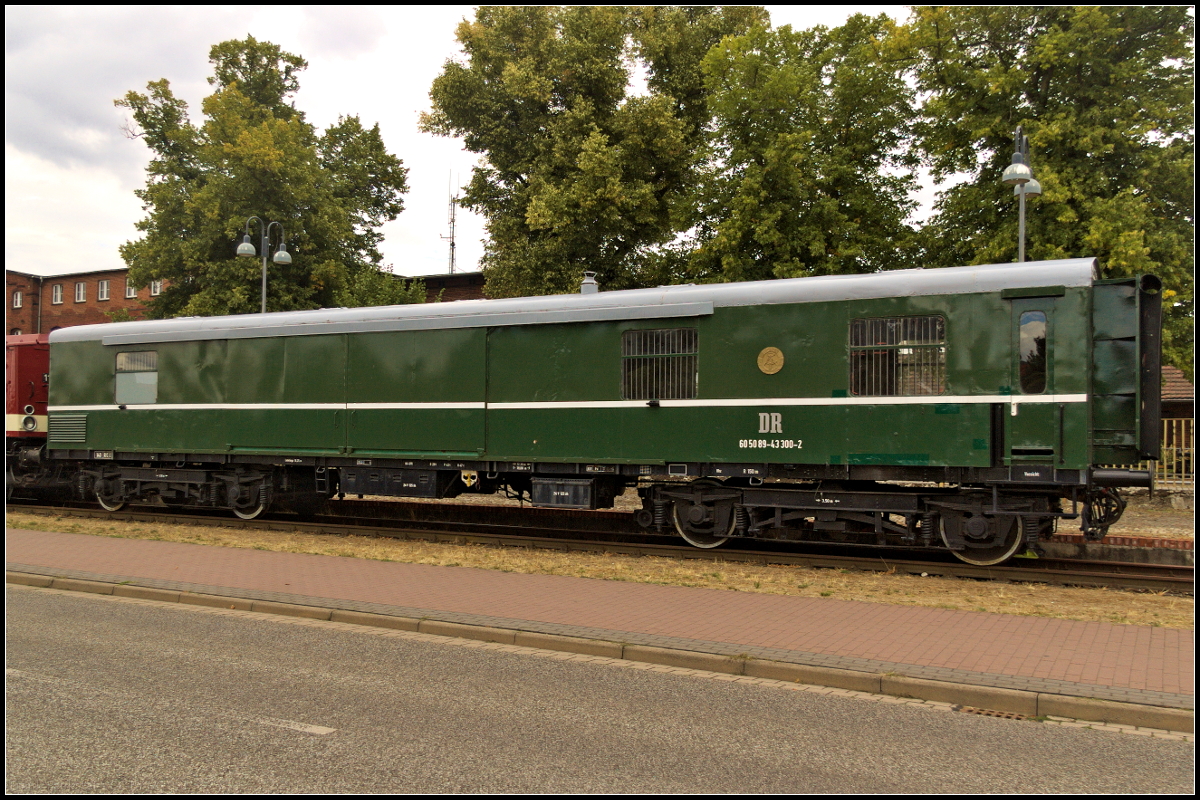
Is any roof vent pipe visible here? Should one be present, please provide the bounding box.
[581,272,599,294]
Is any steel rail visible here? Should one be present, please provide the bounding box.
[7,501,1192,594]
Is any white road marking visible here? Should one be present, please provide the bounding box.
[249,716,338,736]
[7,667,336,736]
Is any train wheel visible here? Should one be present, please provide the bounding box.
[96,490,125,512]
[232,498,267,520]
[228,479,270,520]
[941,514,1024,566]
[672,497,737,549]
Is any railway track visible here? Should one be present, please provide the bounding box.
[6,500,1193,594]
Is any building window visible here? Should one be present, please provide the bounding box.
[150,280,162,296]
[97,280,110,301]
[115,350,158,405]
[10,328,22,335]
[126,283,137,299]
[621,328,699,401]
[11,291,21,309]
[75,282,86,302]
[51,284,63,304]
[850,316,946,397]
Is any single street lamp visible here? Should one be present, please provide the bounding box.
[236,217,292,313]
[1001,126,1040,263]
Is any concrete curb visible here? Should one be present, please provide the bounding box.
[7,570,1193,734]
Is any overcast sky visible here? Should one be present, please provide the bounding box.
[5,5,906,279]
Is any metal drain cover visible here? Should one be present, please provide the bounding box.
[953,705,1027,720]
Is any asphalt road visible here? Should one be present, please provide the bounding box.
[6,585,1194,793]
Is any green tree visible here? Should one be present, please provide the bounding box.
[116,36,413,318]
[688,15,919,282]
[333,265,427,307]
[421,6,764,298]
[896,6,1194,376]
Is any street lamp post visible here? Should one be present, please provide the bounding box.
[1000,126,1041,262]
[236,217,292,313]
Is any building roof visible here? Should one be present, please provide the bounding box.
[52,258,1098,346]
[6,267,133,280]
[1162,365,1194,401]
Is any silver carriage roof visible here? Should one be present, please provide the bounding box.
[54,258,1097,346]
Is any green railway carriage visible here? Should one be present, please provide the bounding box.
[41,257,1161,565]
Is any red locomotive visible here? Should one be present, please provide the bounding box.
[6,334,53,499]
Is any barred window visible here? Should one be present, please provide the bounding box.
[621,328,698,400]
[115,350,158,405]
[850,316,945,396]
[116,351,157,372]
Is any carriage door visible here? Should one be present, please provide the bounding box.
[1006,296,1059,465]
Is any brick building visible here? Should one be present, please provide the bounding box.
[421,271,486,302]
[1162,365,1194,420]
[6,268,157,335]
[6,266,487,336]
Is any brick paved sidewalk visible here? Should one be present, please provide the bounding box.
[6,528,1193,709]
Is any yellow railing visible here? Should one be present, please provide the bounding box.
[1107,418,1195,490]
[1155,417,1195,488]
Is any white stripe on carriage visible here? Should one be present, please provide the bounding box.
[51,395,1086,412]
[48,402,487,412]
[487,394,1088,410]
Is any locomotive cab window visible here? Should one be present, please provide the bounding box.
[115,350,158,405]
[850,316,945,396]
[621,328,698,400]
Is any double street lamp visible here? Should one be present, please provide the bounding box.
[236,217,291,314]
[1000,126,1042,262]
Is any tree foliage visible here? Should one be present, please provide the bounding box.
[421,6,765,297]
[894,6,1194,375]
[116,36,414,318]
[424,7,1192,374]
[688,15,918,282]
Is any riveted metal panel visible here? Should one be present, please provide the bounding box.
[345,328,485,456]
[1093,340,1138,395]
[1090,279,1144,463]
[48,340,112,408]
[1092,283,1139,340]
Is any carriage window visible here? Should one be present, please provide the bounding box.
[621,328,698,400]
[115,350,158,405]
[850,316,945,396]
[1018,311,1047,394]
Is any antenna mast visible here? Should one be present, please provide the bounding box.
[440,174,457,274]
